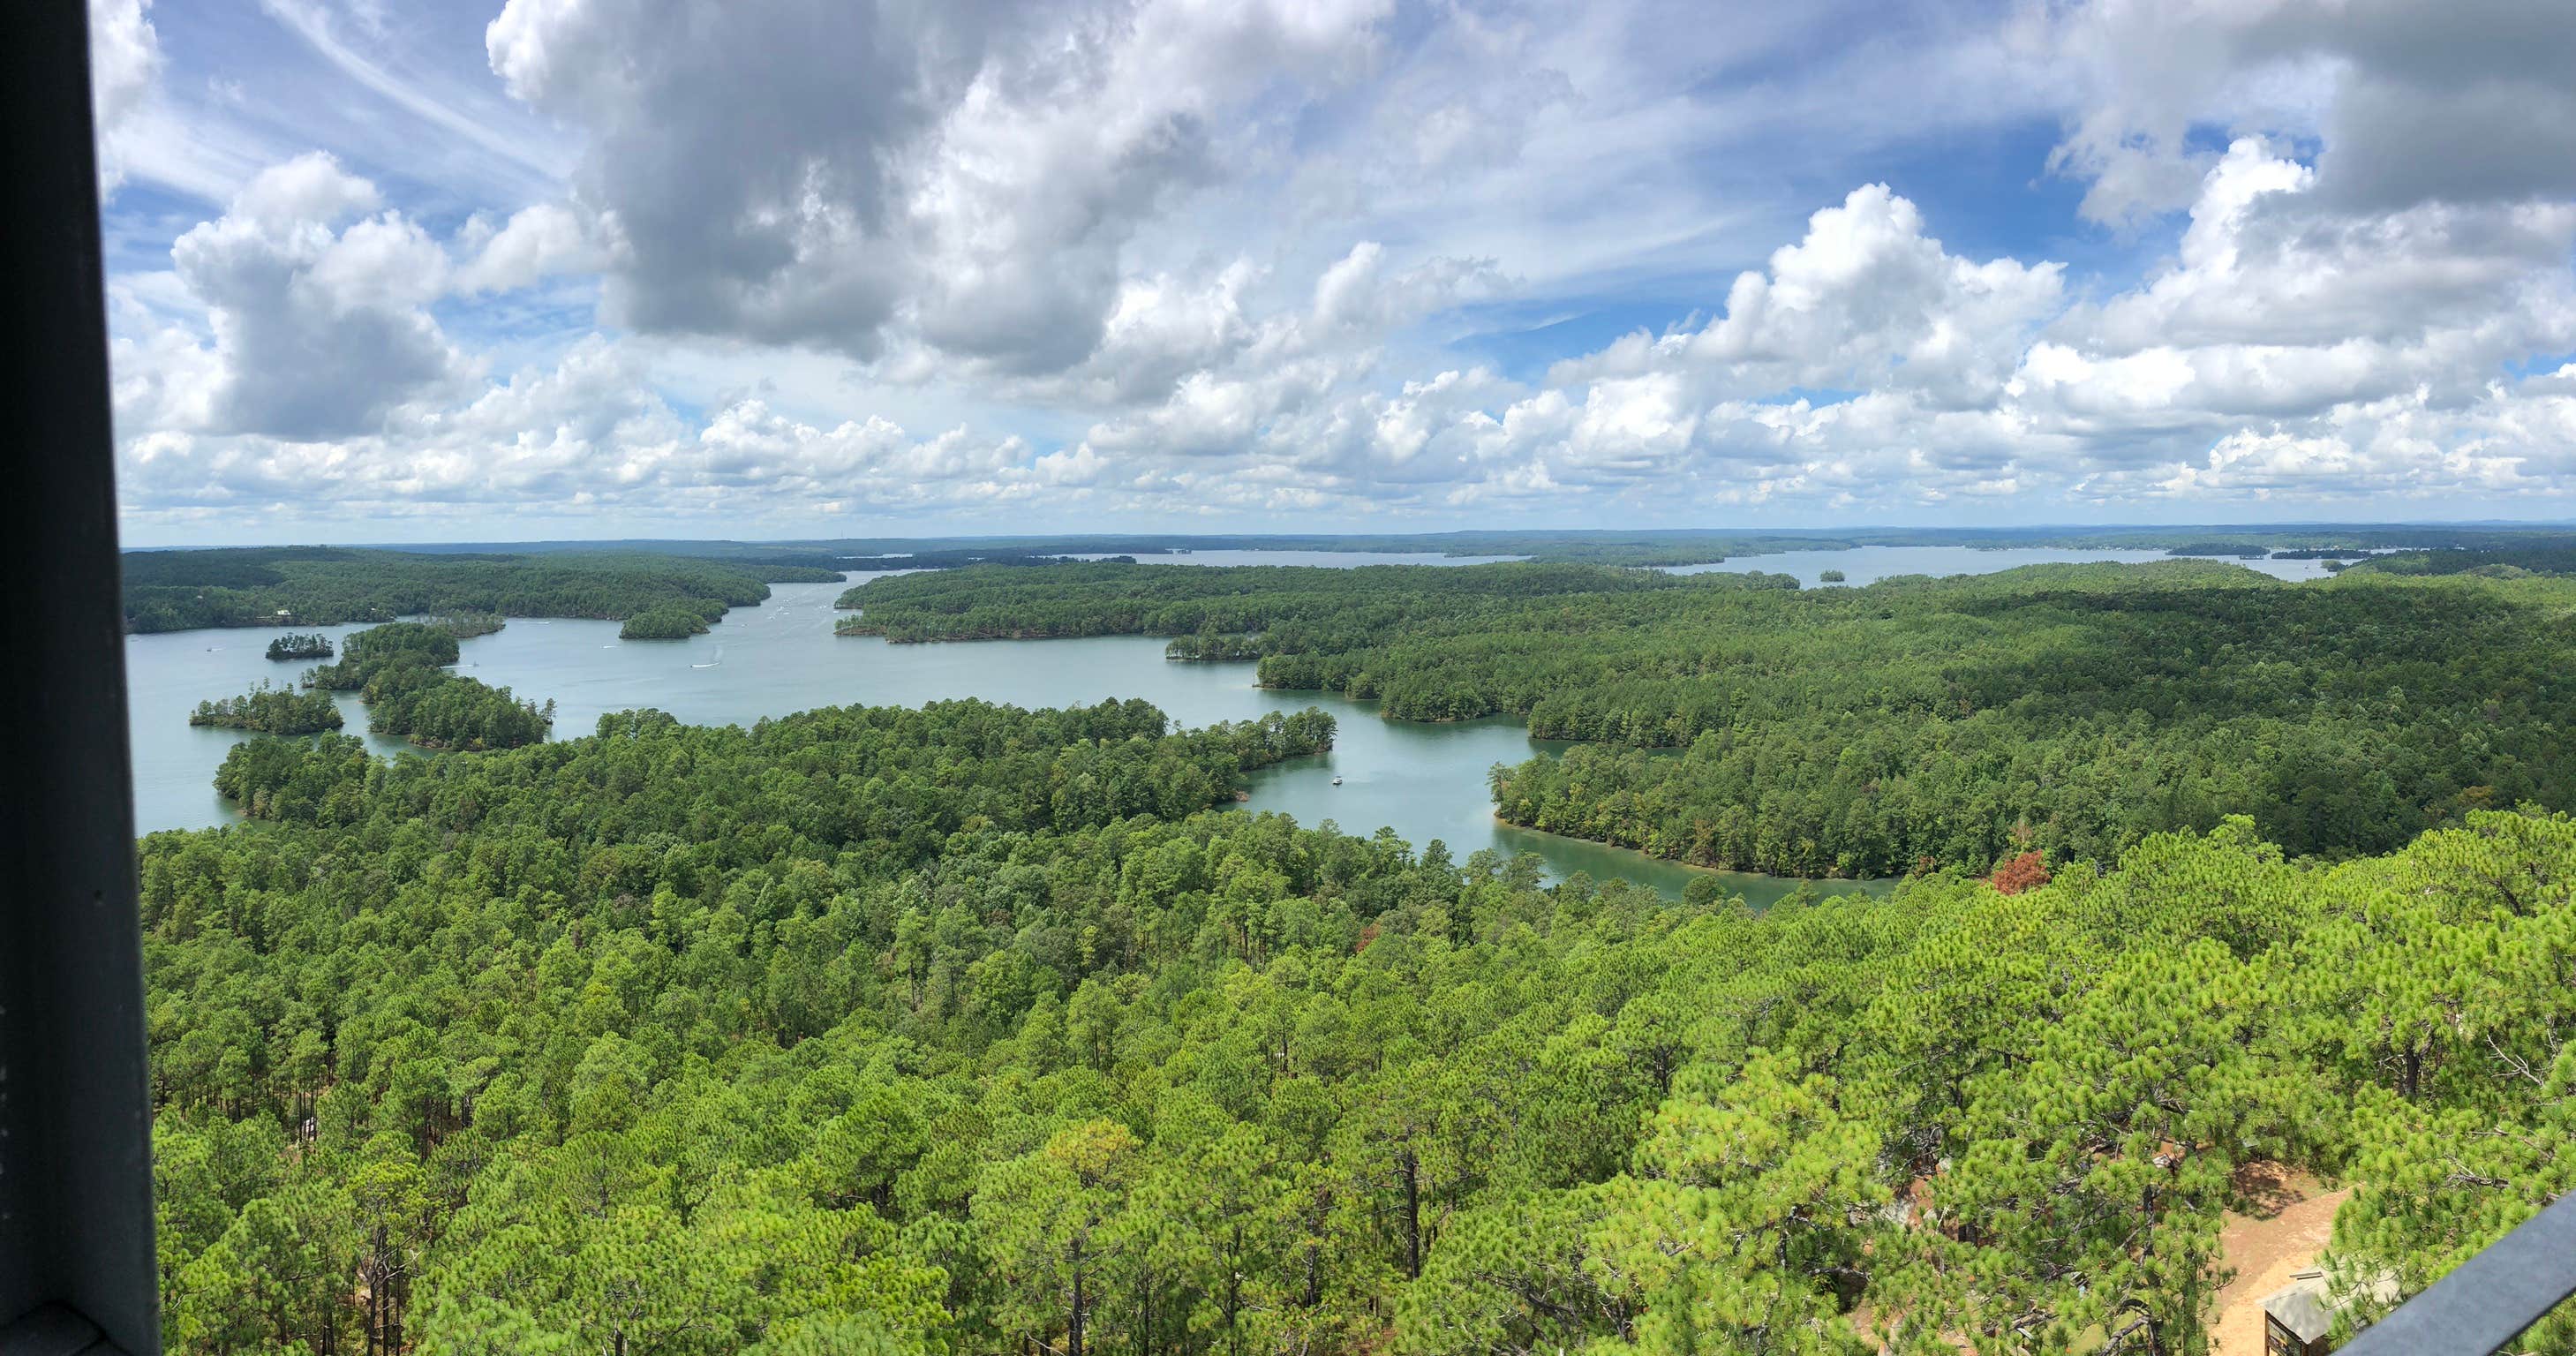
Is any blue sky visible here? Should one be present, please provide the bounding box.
[88,0,2576,544]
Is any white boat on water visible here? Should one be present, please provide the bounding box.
[692,647,723,669]
[1331,775,1343,786]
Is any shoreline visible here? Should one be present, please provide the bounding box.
[1488,810,1895,897]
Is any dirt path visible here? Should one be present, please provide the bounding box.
[2211,1163,2351,1356]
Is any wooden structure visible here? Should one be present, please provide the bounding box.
[2262,1271,2336,1356]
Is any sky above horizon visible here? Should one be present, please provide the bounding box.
[90,0,2576,546]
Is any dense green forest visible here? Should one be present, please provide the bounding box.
[620,603,717,639]
[429,613,508,639]
[839,561,2576,876]
[266,632,335,661]
[189,681,343,734]
[122,547,839,634]
[141,685,2573,1355]
[305,622,553,750]
[119,531,2576,634]
[360,664,554,751]
[139,540,2576,1355]
[836,561,1737,643]
[2352,546,2576,578]
[306,623,463,689]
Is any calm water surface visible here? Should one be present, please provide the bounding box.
[124,576,1867,902]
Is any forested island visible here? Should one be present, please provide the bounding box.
[187,681,342,734]
[305,621,459,687]
[1166,628,1265,661]
[842,559,2576,875]
[619,601,716,638]
[304,621,552,750]
[263,631,333,660]
[121,546,838,633]
[141,680,2571,1356]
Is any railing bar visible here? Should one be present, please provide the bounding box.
[2339,1191,2576,1356]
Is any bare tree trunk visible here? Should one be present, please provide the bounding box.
[1401,1148,1422,1280]
[1303,1197,1326,1307]
[1069,1239,1087,1356]
[1226,1224,1244,1356]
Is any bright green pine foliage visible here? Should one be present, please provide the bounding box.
[847,561,2576,874]
[143,682,2573,1356]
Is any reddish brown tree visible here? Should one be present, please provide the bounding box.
[1991,850,2050,895]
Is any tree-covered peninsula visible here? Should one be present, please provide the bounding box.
[121,546,839,634]
[187,681,343,734]
[263,631,334,660]
[426,611,507,638]
[841,561,2576,876]
[140,684,2572,1356]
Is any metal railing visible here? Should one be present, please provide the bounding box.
[2340,1191,2576,1355]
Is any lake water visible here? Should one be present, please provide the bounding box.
[126,543,2377,896]
[122,576,1867,903]
[1663,545,2352,585]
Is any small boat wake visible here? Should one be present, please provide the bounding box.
[692,646,724,670]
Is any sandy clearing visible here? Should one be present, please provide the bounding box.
[2211,1163,2351,1356]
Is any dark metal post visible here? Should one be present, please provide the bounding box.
[0,0,160,1349]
